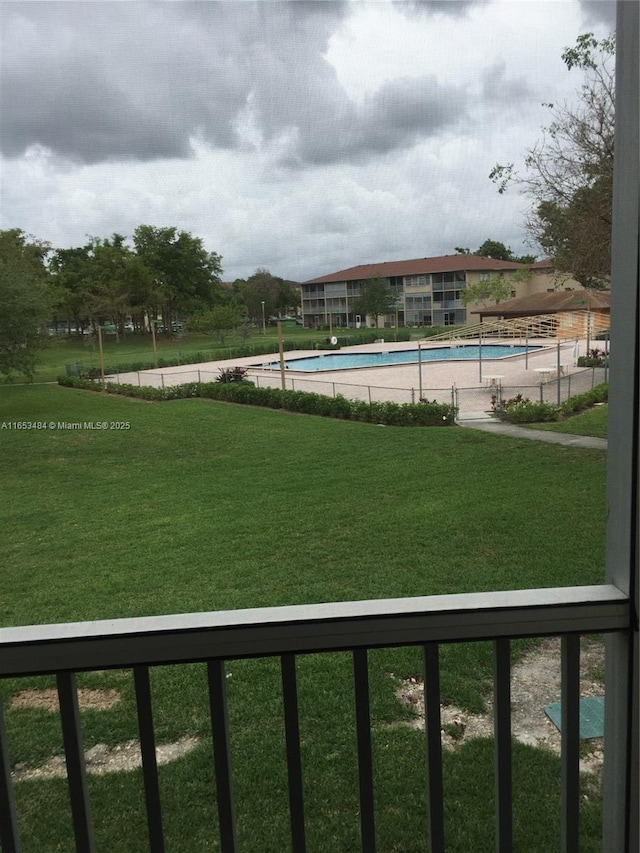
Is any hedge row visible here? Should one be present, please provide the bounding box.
[58,375,457,426]
[497,383,608,424]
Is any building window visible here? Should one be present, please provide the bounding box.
[433,271,466,286]
[405,274,428,287]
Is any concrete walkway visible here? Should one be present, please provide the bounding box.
[458,418,607,450]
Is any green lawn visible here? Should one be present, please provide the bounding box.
[15,328,314,384]
[0,385,607,851]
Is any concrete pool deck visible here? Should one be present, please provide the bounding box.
[110,337,606,421]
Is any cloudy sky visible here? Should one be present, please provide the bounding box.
[1,0,615,282]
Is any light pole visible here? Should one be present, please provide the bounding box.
[261,301,266,335]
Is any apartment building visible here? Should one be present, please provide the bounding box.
[301,254,583,328]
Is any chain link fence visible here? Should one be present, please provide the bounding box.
[454,367,607,419]
[110,364,606,420]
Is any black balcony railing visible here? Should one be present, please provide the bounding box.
[0,585,631,852]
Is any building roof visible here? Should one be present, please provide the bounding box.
[529,258,554,269]
[473,290,610,318]
[304,254,523,284]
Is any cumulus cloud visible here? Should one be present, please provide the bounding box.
[391,0,488,17]
[1,1,469,168]
[0,0,608,282]
[577,1,616,28]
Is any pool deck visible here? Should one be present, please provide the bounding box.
[110,337,604,419]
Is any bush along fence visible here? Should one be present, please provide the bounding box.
[57,375,457,426]
[491,383,608,424]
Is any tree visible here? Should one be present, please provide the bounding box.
[460,276,513,308]
[455,239,536,264]
[0,229,52,379]
[490,33,614,288]
[49,246,93,333]
[474,239,536,265]
[237,269,298,322]
[353,277,397,326]
[49,236,152,337]
[133,226,224,330]
[83,235,154,336]
[188,305,244,344]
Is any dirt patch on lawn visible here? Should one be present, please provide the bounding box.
[10,688,121,712]
[12,736,200,782]
[394,637,604,774]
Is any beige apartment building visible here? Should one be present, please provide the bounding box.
[301,254,583,329]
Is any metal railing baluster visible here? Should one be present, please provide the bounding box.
[0,697,21,853]
[280,654,306,852]
[493,639,513,852]
[423,643,445,853]
[561,634,580,852]
[353,649,375,852]
[207,659,237,853]
[133,665,165,852]
[56,672,95,852]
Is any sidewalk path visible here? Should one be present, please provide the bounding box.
[458,419,608,450]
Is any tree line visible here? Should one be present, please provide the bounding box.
[0,225,301,378]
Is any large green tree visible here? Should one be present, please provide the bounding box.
[490,33,614,289]
[460,277,513,308]
[454,240,536,264]
[133,225,224,329]
[353,277,397,326]
[0,229,52,378]
[82,235,153,336]
[236,269,298,322]
[188,305,244,344]
[49,246,93,333]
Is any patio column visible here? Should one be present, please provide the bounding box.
[603,3,639,851]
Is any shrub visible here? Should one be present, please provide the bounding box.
[501,401,561,423]
[216,366,252,384]
[559,383,608,416]
[494,393,560,424]
[577,347,606,367]
[493,383,608,425]
[57,375,457,427]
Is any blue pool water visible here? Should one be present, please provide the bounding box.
[264,345,541,372]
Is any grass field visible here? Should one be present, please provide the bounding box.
[16,329,309,384]
[0,384,607,851]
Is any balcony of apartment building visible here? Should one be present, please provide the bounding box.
[0,5,637,852]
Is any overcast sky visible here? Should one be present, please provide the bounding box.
[1,0,615,282]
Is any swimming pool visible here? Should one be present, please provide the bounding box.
[263,344,542,372]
